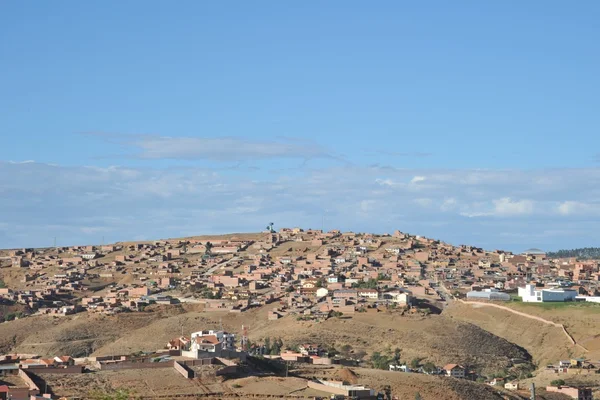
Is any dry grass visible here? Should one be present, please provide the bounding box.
[443,301,597,366]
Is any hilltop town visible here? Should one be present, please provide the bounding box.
[1,227,599,400]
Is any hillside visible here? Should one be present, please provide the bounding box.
[1,303,531,377]
[443,302,573,368]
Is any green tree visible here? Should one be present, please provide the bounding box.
[0,280,5,288]
[340,344,353,357]
[392,348,401,364]
[411,357,422,369]
[270,337,282,355]
[422,362,436,374]
[371,351,393,370]
[264,337,271,354]
[415,393,422,400]
[551,379,565,386]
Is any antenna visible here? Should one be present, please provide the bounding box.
[241,324,249,352]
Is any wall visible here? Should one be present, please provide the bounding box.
[179,358,214,367]
[18,368,40,392]
[173,361,194,379]
[307,381,348,396]
[182,349,247,361]
[97,360,175,371]
[25,365,84,374]
[306,381,373,399]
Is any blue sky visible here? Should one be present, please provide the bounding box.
[1,1,599,251]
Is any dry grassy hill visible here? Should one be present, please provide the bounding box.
[443,301,591,367]
[2,303,531,377]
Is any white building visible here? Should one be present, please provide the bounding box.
[518,284,577,303]
[357,289,379,299]
[467,288,510,301]
[190,330,235,352]
[382,290,412,306]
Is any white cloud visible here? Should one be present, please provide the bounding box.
[3,161,600,251]
[410,176,426,184]
[375,178,396,187]
[440,198,458,212]
[492,197,535,216]
[557,201,600,216]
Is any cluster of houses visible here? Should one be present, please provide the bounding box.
[2,229,600,323]
[447,248,600,303]
[546,357,600,374]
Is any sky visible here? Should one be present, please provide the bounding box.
[1,1,600,252]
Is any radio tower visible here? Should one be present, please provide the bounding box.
[241,324,249,352]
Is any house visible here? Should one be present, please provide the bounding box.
[443,364,466,378]
[570,358,586,368]
[81,252,98,260]
[189,330,235,352]
[191,335,221,352]
[299,344,321,356]
[54,355,74,366]
[488,377,505,386]
[504,381,519,390]
[559,360,572,368]
[546,386,593,400]
[167,336,190,350]
[357,289,379,299]
[389,364,411,372]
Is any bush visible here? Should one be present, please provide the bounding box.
[551,379,565,386]
[371,351,393,370]
[232,384,242,389]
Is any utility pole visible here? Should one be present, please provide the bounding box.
[530,383,536,400]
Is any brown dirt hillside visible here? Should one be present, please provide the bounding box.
[83,304,530,375]
[503,302,600,360]
[2,302,531,376]
[443,301,575,366]
[6,305,191,357]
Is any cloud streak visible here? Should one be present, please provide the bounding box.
[2,161,600,251]
[88,133,339,162]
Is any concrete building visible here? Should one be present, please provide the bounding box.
[466,288,510,301]
[190,330,235,352]
[518,284,577,302]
